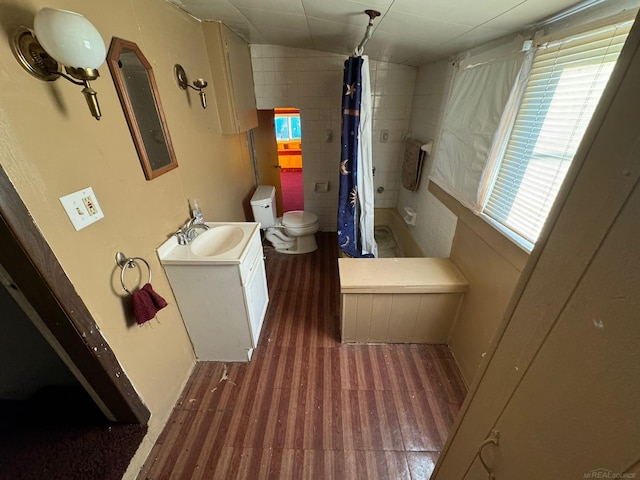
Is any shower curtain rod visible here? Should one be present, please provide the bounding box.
[354,9,381,56]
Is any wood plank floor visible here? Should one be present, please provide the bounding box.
[139,233,467,480]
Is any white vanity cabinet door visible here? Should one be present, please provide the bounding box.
[164,263,249,361]
[242,247,268,346]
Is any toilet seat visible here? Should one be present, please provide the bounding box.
[282,211,318,228]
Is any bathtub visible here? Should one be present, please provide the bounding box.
[338,208,468,344]
[373,208,425,258]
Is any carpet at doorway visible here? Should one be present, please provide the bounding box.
[280,168,304,212]
[0,386,146,480]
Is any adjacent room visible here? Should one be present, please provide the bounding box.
[0,0,639,479]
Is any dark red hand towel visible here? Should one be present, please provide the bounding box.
[132,283,168,325]
[141,283,168,309]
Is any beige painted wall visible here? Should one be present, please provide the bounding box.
[0,0,255,473]
[448,222,526,383]
[430,183,528,384]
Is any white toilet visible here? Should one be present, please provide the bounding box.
[250,185,319,254]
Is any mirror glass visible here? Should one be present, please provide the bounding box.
[107,38,178,180]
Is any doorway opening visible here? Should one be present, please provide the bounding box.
[0,164,149,476]
[274,107,304,212]
[0,265,147,479]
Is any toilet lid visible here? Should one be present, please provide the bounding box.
[282,210,318,227]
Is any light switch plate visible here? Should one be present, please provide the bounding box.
[59,187,104,231]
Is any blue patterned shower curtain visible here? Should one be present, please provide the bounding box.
[337,56,377,258]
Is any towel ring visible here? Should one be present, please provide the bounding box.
[116,252,151,295]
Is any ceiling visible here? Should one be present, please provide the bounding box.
[168,0,590,66]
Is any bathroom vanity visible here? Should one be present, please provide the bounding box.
[157,222,268,361]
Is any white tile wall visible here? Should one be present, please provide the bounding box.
[397,59,458,257]
[251,45,416,231]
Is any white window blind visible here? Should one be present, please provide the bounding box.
[482,20,633,245]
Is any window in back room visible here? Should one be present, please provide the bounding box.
[274,107,304,212]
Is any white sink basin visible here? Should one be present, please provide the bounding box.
[157,222,260,266]
[190,225,245,257]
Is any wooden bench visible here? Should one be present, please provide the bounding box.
[339,258,468,344]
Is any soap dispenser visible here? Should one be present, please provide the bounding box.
[190,199,204,224]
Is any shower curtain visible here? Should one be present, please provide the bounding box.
[337,55,377,258]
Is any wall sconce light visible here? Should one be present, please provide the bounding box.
[11,8,106,120]
[174,64,208,109]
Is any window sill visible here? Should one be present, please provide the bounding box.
[478,214,534,253]
[428,180,530,272]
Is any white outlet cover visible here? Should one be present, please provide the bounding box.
[59,187,104,231]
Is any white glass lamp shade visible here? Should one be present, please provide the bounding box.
[33,8,106,69]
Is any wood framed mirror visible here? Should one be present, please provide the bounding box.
[107,37,178,180]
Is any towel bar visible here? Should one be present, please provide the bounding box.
[116,252,151,295]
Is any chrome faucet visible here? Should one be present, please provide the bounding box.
[175,219,210,245]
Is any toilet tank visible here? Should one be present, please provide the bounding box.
[250,185,276,228]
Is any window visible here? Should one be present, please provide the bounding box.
[274,110,302,141]
[482,20,633,246]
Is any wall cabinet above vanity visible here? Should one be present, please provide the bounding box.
[203,21,258,134]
